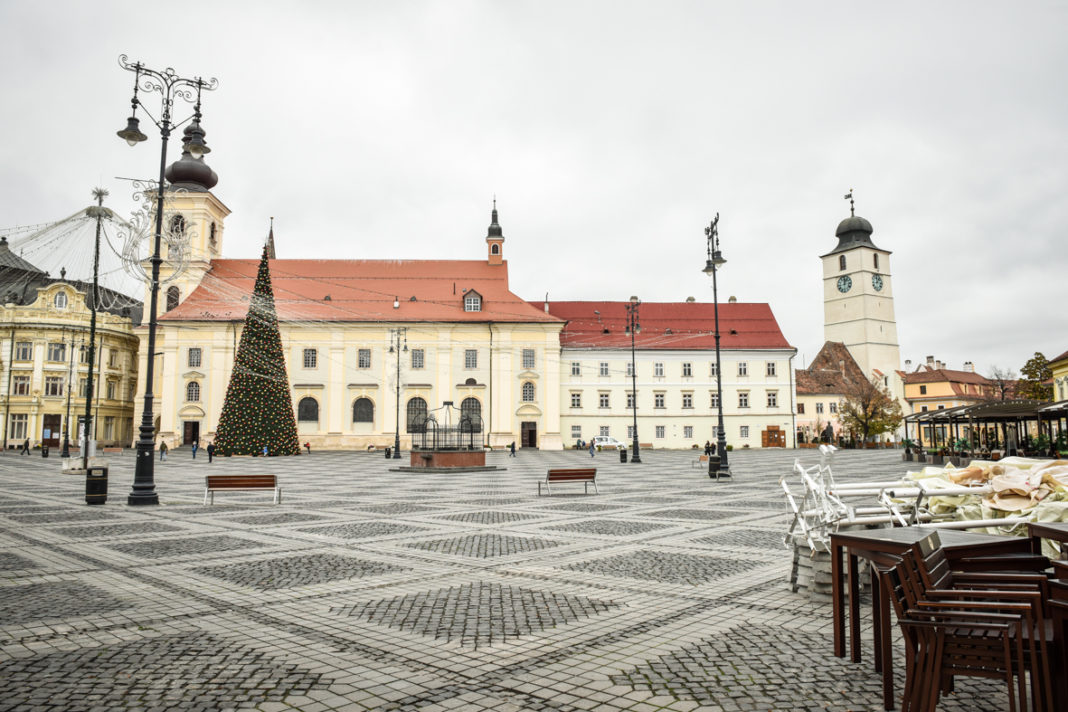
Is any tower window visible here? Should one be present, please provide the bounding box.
[166,286,180,311]
[839,255,846,271]
[491,243,500,255]
[874,253,880,269]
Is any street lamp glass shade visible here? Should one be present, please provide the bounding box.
[184,122,211,159]
[117,116,148,146]
[703,252,727,274]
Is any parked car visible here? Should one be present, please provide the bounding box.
[591,435,626,450]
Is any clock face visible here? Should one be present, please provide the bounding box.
[872,274,884,291]
[837,275,852,293]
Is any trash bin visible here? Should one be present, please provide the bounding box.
[41,445,49,458]
[708,455,721,479]
[86,466,108,505]
[619,448,627,463]
[384,446,391,459]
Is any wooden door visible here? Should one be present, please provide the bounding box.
[761,426,786,448]
[42,414,62,447]
[183,421,200,445]
[521,422,537,449]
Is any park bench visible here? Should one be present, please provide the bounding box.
[692,454,709,469]
[538,467,597,496]
[204,474,281,505]
[102,447,123,455]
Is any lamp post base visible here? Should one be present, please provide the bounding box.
[127,437,159,506]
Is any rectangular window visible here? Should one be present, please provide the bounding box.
[80,345,91,363]
[766,361,776,377]
[738,362,748,376]
[710,361,718,377]
[104,416,114,440]
[464,349,478,369]
[106,381,116,400]
[599,393,610,408]
[188,347,202,368]
[15,342,32,361]
[921,405,929,412]
[710,392,720,408]
[599,362,609,377]
[816,402,824,414]
[654,393,665,408]
[80,378,89,397]
[797,402,805,414]
[682,362,692,377]
[829,402,838,414]
[738,392,749,408]
[655,425,665,439]
[358,348,371,368]
[626,391,634,408]
[684,425,693,439]
[303,348,317,369]
[654,362,664,377]
[522,349,535,369]
[599,426,609,437]
[411,348,424,369]
[682,393,693,409]
[47,342,65,362]
[12,374,30,395]
[570,392,582,408]
[740,425,750,438]
[626,361,634,377]
[9,413,28,440]
[570,425,582,439]
[571,361,581,376]
[627,425,635,439]
[767,391,778,408]
[108,349,118,368]
[464,294,481,312]
[919,385,927,394]
[874,253,880,269]
[44,376,64,396]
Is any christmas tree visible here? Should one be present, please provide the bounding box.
[213,246,300,456]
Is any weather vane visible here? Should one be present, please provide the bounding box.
[844,189,855,216]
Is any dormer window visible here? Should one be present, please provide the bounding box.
[464,292,482,312]
[54,291,67,309]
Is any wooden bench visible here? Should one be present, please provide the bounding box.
[204,475,281,504]
[692,455,709,469]
[102,447,123,455]
[538,468,597,496]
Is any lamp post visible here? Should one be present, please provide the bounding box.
[703,214,730,477]
[116,56,216,505]
[388,328,408,459]
[81,188,107,472]
[625,297,641,463]
[62,328,75,458]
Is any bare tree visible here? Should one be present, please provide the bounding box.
[838,377,903,443]
[988,366,1016,401]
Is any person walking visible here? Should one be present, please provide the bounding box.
[509,441,516,457]
[191,438,199,459]
[304,442,311,455]
[206,441,215,463]
[159,441,168,461]
[588,440,595,458]
[704,441,712,457]
[21,439,30,455]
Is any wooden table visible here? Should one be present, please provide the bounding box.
[830,526,1032,710]
[1028,521,1068,556]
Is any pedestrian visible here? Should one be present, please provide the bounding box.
[206,441,215,463]
[304,442,311,455]
[588,440,595,458]
[159,441,168,461]
[704,440,712,456]
[509,441,516,457]
[21,438,29,455]
[191,438,199,459]
[262,444,269,457]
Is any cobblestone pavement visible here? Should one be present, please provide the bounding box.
[0,448,1008,711]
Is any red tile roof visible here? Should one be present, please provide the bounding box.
[540,301,793,350]
[161,259,563,324]
[903,368,991,386]
[795,341,867,395]
[1049,349,1068,366]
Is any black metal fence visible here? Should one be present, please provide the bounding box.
[412,404,483,451]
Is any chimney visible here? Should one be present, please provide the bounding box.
[544,293,549,314]
[963,361,974,373]
[937,360,944,370]
[905,359,912,370]
[728,296,737,303]
[926,355,935,365]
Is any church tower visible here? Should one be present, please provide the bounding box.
[153,121,230,313]
[821,194,901,384]
[486,199,504,265]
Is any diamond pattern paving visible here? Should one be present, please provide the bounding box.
[0,632,326,711]
[297,521,428,538]
[566,550,762,584]
[543,519,671,536]
[52,521,186,538]
[406,533,564,558]
[194,552,409,590]
[108,534,267,559]
[336,581,621,648]
[437,511,543,525]
[0,581,129,624]
[0,552,40,571]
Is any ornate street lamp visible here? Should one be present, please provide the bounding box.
[81,188,107,473]
[62,328,75,458]
[389,327,408,459]
[116,56,217,505]
[703,214,731,478]
[624,296,641,463]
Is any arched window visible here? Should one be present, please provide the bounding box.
[169,214,186,236]
[297,397,319,422]
[54,291,67,309]
[838,255,846,271]
[873,253,880,270]
[186,381,200,402]
[406,397,427,433]
[209,222,217,250]
[521,381,535,402]
[166,286,180,311]
[353,397,374,423]
[491,243,500,255]
[460,397,481,432]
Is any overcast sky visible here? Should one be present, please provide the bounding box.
[2,1,1065,375]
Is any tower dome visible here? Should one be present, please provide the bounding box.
[164,123,218,191]
[827,213,880,255]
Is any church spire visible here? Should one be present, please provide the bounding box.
[265,217,277,259]
[485,198,504,265]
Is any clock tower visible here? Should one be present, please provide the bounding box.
[821,197,901,384]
